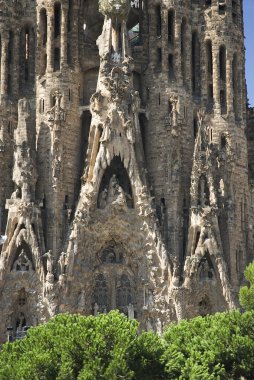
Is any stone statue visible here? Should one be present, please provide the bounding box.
[11,188,21,200]
[59,252,66,275]
[47,91,66,125]
[45,250,53,274]
[107,174,126,206]
[100,118,111,142]
[94,303,99,316]
[146,317,153,332]
[14,249,31,272]
[78,290,86,310]
[127,303,135,319]
[156,318,162,336]
[16,312,25,331]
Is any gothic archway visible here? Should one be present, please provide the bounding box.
[97,156,133,208]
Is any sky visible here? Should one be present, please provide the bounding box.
[244,0,254,107]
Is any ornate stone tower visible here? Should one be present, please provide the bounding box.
[0,0,252,342]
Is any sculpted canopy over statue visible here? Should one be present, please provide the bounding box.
[99,0,131,20]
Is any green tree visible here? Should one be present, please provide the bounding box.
[1,310,254,379]
[162,310,254,380]
[0,311,165,380]
[239,261,254,310]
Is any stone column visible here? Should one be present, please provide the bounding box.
[0,32,10,103]
[212,46,220,113]
[61,6,68,69]
[47,7,54,73]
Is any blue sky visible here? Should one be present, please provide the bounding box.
[244,0,254,106]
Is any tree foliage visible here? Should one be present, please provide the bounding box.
[162,310,254,380]
[239,261,254,311]
[0,311,164,380]
[0,310,254,379]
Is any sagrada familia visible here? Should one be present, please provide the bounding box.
[0,0,253,341]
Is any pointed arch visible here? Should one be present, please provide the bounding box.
[11,241,35,272]
[116,274,132,309]
[93,273,108,311]
[97,156,133,208]
[198,250,216,282]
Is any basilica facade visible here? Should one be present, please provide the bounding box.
[0,0,252,342]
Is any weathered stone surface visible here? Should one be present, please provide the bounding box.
[0,0,252,342]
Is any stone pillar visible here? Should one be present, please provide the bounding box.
[61,6,68,69]
[212,46,220,113]
[47,7,54,73]
[0,32,9,103]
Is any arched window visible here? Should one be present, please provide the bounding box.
[94,273,108,309]
[54,47,60,71]
[168,9,175,45]
[232,0,237,23]
[219,46,226,81]
[206,40,213,108]
[168,54,174,79]
[68,0,73,32]
[232,53,238,116]
[116,274,132,308]
[219,46,227,114]
[193,117,198,139]
[181,18,187,84]
[192,31,200,95]
[54,3,61,38]
[40,8,47,47]
[156,5,162,37]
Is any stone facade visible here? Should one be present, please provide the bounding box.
[0,0,253,342]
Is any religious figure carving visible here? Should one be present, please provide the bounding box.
[127,304,135,319]
[59,252,66,275]
[16,312,26,331]
[45,250,53,274]
[94,302,99,316]
[198,258,215,282]
[100,117,111,142]
[107,174,126,206]
[78,290,86,310]
[13,249,32,272]
[98,174,127,208]
[90,91,103,114]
